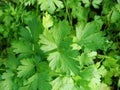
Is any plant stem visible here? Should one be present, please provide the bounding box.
[36,0,39,15]
[63,0,73,30]
[0,68,5,71]
[97,54,116,61]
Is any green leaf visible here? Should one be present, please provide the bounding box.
[1,0,120,89]
[116,4,120,12]
[39,29,57,52]
[20,0,35,6]
[28,17,43,42]
[81,0,91,8]
[20,17,43,43]
[98,66,107,77]
[79,66,101,90]
[111,10,120,23]
[80,67,94,81]
[79,79,91,90]
[53,0,64,9]
[0,10,3,16]
[40,21,80,75]
[0,79,14,90]
[0,71,17,90]
[76,19,105,50]
[51,76,77,90]
[17,58,35,78]
[103,73,113,85]
[71,6,89,22]
[12,17,43,57]
[40,20,71,52]
[19,27,33,42]
[48,50,79,75]
[102,0,115,14]
[42,12,53,29]
[92,0,103,9]
[20,72,51,90]
[66,0,80,8]
[98,83,110,90]
[52,21,71,46]
[3,15,13,26]
[6,54,19,71]
[118,79,120,87]
[12,41,33,57]
[2,71,14,80]
[117,0,120,4]
[79,51,97,66]
[38,0,64,13]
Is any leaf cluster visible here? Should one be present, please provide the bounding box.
[0,0,120,90]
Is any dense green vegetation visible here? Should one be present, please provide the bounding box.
[0,0,120,90]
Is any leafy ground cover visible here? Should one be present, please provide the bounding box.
[0,0,120,90]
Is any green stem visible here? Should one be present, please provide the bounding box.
[36,1,39,15]
[63,0,73,30]
[0,68,5,71]
[97,54,116,61]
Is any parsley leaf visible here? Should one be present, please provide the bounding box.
[17,58,35,78]
[40,21,80,75]
[48,50,79,75]
[40,20,71,52]
[20,0,35,6]
[38,0,64,13]
[76,19,105,50]
[92,0,103,9]
[42,12,53,29]
[12,41,33,57]
[0,71,17,90]
[51,76,77,90]
[12,17,43,57]
[20,72,52,90]
[28,17,43,43]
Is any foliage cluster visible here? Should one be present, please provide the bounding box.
[0,0,120,90]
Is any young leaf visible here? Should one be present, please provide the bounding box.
[42,12,53,29]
